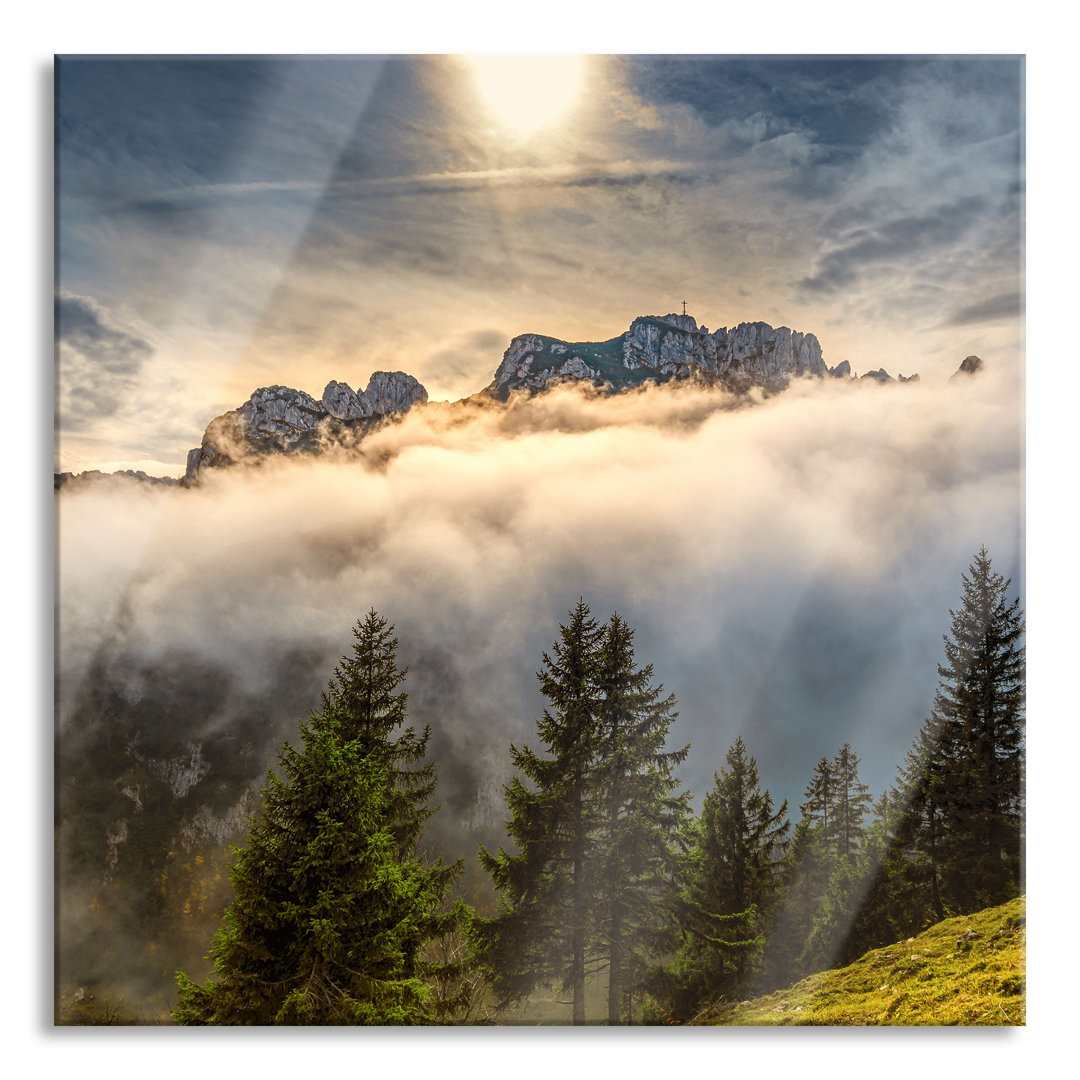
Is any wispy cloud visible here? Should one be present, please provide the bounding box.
[944,291,1024,328]
[799,196,992,295]
[55,293,155,433]
[139,158,714,207]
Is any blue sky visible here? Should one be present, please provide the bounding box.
[55,55,1023,473]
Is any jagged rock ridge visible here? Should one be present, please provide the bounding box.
[489,314,832,398]
[54,469,182,491]
[488,313,934,398]
[184,370,427,480]
[56,313,976,489]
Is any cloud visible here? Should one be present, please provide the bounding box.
[798,195,991,296]
[422,329,509,399]
[142,159,714,205]
[57,370,1023,812]
[55,292,155,432]
[944,291,1024,327]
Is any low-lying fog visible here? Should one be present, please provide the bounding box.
[57,368,1022,814]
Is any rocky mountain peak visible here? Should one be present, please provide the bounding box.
[653,312,700,333]
[57,310,974,490]
[490,314,830,399]
[185,370,428,480]
[321,371,427,420]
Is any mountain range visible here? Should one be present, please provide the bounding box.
[56,312,975,489]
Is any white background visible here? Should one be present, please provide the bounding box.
[10,2,1070,1073]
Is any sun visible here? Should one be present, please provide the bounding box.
[464,54,586,135]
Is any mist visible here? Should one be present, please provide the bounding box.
[58,367,1022,808]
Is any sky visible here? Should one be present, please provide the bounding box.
[54,54,1024,475]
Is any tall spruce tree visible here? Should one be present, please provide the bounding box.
[762,747,872,982]
[593,613,690,1024]
[757,812,819,989]
[897,547,1025,915]
[478,600,604,1024]
[657,737,789,1014]
[799,745,873,971]
[802,755,835,872]
[320,610,436,853]
[890,711,951,923]
[173,612,465,1025]
[710,740,790,964]
[847,549,1025,957]
[836,790,911,964]
[480,604,690,1025]
[935,548,1025,909]
[831,743,873,865]
[787,755,836,923]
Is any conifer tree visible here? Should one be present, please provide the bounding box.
[891,711,951,922]
[803,756,833,838]
[173,612,465,1025]
[848,549,1025,955]
[478,600,604,1024]
[657,737,788,1012]
[757,813,819,989]
[480,604,691,1025]
[780,755,835,938]
[837,790,911,964]
[896,547,1025,914]
[831,743,873,865]
[715,739,789,941]
[799,745,874,970]
[934,548,1025,909]
[320,610,436,854]
[593,613,690,1024]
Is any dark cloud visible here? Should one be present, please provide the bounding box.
[56,293,154,431]
[97,195,213,236]
[625,56,899,154]
[55,57,381,198]
[56,293,153,375]
[627,56,1021,156]
[798,195,991,296]
[945,291,1024,327]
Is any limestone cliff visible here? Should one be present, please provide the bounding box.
[489,314,830,398]
[184,370,428,480]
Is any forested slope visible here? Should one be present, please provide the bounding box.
[688,897,1025,1026]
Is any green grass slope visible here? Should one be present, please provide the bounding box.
[691,897,1025,1026]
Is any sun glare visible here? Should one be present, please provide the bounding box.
[465,54,586,134]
